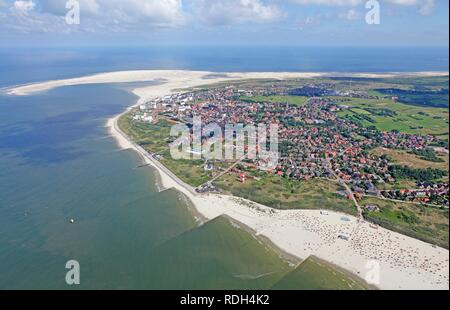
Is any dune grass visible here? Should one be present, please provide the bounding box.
[214,174,358,215]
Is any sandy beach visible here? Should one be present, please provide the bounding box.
[8,70,450,290]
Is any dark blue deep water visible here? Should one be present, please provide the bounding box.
[0,46,448,88]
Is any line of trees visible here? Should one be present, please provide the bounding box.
[389,165,448,183]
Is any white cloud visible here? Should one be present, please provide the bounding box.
[0,0,186,33]
[295,15,323,30]
[107,0,185,25]
[339,8,362,20]
[288,0,363,5]
[417,0,435,15]
[0,0,439,35]
[37,0,99,16]
[193,0,283,25]
[37,0,185,26]
[385,0,435,15]
[2,8,69,34]
[288,0,436,15]
[14,0,36,12]
[386,0,418,4]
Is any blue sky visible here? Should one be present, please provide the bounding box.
[0,0,448,47]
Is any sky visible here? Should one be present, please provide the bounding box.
[0,0,448,47]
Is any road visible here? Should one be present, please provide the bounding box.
[323,157,364,220]
[330,169,364,219]
[199,154,247,188]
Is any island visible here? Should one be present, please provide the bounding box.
[9,70,450,290]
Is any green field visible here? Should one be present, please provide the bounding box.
[214,174,358,215]
[272,256,373,290]
[240,95,309,106]
[370,147,449,171]
[119,115,214,186]
[335,97,449,139]
[118,114,172,154]
[361,197,449,248]
[159,149,213,187]
[373,76,449,90]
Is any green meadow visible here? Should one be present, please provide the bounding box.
[214,174,358,216]
[118,114,173,154]
[240,95,309,106]
[336,97,449,139]
[361,197,449,249]
[119,115,213,186]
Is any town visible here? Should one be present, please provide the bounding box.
[131,81,449,209]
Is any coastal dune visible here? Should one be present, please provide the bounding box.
[8,70,450,290]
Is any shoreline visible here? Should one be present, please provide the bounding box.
[8,70,450,290]
[220,214,303,267]
[6,69,449,96]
